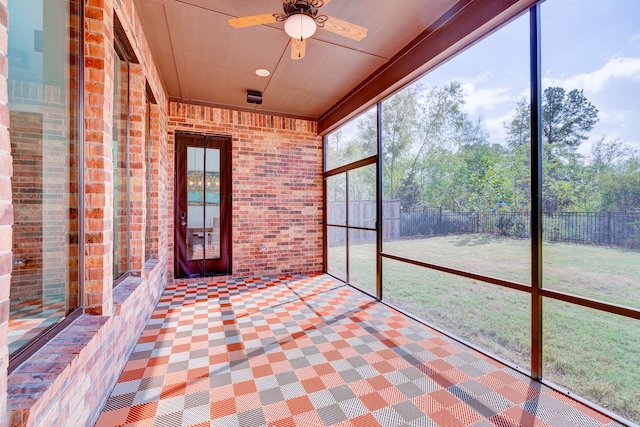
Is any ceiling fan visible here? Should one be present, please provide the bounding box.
[228,0,368,60]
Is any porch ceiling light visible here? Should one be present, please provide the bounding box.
[284,13,317,40]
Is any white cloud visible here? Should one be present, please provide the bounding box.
[543,57,640,94]
[484,110,515,145]
[460,82,511,116]
[468,71,494,84]
[631,31,640,43]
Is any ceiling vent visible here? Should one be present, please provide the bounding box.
[247,90,263,104]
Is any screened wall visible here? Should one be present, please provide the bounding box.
[323,1,640,424]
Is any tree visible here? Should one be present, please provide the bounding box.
[505,97,530,149]
[378,85,419,200]
[542,87,598,147]
[599,156,640,212]
[407,82,488,209]
[359,81,480,207]
[590,137,634,173]
[503,87,600,213]
[506,87,599,149]
[397,169,421,210]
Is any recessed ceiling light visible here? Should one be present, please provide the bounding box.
[255,69,270,77]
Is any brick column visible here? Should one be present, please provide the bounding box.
[84,0,115,315]
[0,0,11,421]
[147,103,161,260]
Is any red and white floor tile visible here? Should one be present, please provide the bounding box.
[95,275,622,427]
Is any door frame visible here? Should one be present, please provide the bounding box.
[174,131,232,278]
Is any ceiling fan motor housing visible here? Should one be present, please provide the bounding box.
[283,0,320,18]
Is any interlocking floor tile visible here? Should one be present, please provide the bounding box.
[95,274,620,426]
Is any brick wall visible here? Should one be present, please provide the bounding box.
[146,102,164,261]
[84,0,116,316]
[7,266,166,426]
[168,104,324,279]
[3,0,324,423]
[4,0,171,425]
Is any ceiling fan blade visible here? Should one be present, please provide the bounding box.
[322,15,367,41]
[229,13,277,28]
[291,38,306,60]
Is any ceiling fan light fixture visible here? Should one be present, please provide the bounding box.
[284,13,317,40]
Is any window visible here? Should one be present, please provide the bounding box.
[7,0,82,367]
[113,40,130,281]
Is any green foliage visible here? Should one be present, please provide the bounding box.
[505,97,531,149]
[341,80,638,214]
[599,156,640,212]
[397,169,421,210]
[542,87,599,147]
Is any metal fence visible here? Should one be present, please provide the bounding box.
[327,201,640,249]
[400,207,640,249]
[327,200,400,245]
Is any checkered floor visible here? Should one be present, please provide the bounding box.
[95,275,621,427]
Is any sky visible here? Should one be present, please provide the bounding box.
[421,0,640,156]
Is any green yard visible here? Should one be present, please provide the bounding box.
[328,235,640,423]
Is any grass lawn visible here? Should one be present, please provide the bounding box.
[328,234,640,423]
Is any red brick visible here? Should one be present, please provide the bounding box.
[168,102,322,278]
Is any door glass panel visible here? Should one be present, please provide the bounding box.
[327,226,346,281]
[348,229,376,295]
[348,165,376,229]
[186,147,220,261]
[204,148,221,260]
[327,174,346,226]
